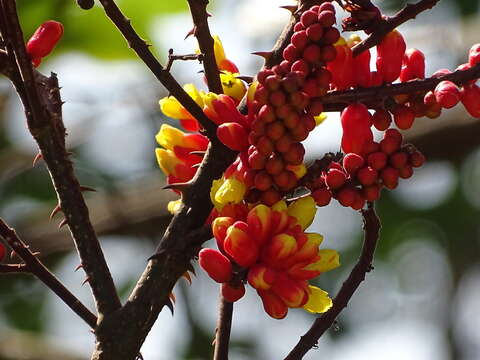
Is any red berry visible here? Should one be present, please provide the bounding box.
[257,104,276,123]
[265,75,281,91]
[303,44,321,63]
[409,151,425,167]
[380,167,399,189]
[399,165,414,179]
[275,135,292,153]
[469,43,480,67]
[321,27,340,45]
[269,91,286,107]
[372,109,392,131]
[389,151,408,169]
[393,105,415,130]
[301,10,318,27]
[282,142,305,165]
[460,84,480,118]
[357,166,378,186]
[257,136,275,156]
[319,2,335,12]
[306,23,324,42]
[294,22,305,32]
[265,155,284,175]
[318,10,336,27]
[337,187,356,207]
[261,189,282,206]
[291,59,310,76]
[351,192,366,210]
[291,31,309,51]
[367,152,388,170]
[255,171,273,191]
[434,80,460,109]
[290,124,309,141]
[343,153,365,175]
[283,44,300,62]
[326,168,347,189]
[312,187,332,206]
[266,121,286,140]
[320,44,336,62]
[362,185,381,201]
[248,150,267,170]
[254,85,269,104]
[380,137,400,155]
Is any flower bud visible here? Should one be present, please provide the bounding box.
[224,221,259,267]
[222,283,246,302]
[376,30,406,83]
[460,84,480,118]
[212,217,235,251]
[248,264,277,290]
[26,20,64,60]
[287,196,316,230]
[434,81,460,109]
[198,248,232,283]
[258,290,288,319]
[271,274,309,308]
[217,122,249,151]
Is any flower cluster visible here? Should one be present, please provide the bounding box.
[200,196,339,319]
[155,1,480,320]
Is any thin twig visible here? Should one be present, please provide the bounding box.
[97,0,217,139]
[0,218,98,328]
[1,0,121,316]
[322,63,480,111]
[284,205,381,360]
[165,49,203,72]
[351,0,441,57]
[186,0,223,94]
[213,297,234,360]
[0,263,29,273]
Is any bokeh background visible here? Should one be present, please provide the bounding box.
[1,0,480,359]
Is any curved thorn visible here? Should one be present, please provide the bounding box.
[165,299,174,315]
[191,163,201,169]
[58,218,68,229]
[279,5,297,13]
[182,271,192,285]
[184,26,196,40]
[169,291,176,304]
[236,75,254,83]
[32,152,43,167]
[49,204,62,220]
[82,276,91,286]
[189,150,206,156]
[251,51,273,60]
[79,185,97,192]
[74,264,84,272]
[162,182,191,193]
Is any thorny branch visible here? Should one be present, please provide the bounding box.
[0,219,98,328]
[322,63,480,111]
[284,205,381,360]
[351,0,441,57]
[97,0,218,139]
[186,0,223,94]
[0,0,121,319]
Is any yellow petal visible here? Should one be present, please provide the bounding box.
[220,72,246,102]
[286,163,307,179]
[155,148,182,175]
[155,124,185,150]
[272,200,287,212]
[183,83,204,107]
[314,113,327,126]
[247,81,258,103]
[304,249,340,273]
[214,177,246,205]
[210,178,225,210]
[287,196,316,230]
[159,96,188,119]
[213,35,227,64]
[303,285,332,313]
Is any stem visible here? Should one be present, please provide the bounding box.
[351,0,441,57]
[0,0,121,317]
[284,205,381,360]
[213,296,234,360]
[322,63,480,111]
[186,0,223,94]
[0,219,98,328]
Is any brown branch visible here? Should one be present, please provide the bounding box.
[322,63,480,111]
[351,0,441,57]
[284,205,381,360]
[166,49,203,72]
[97,0,217,139]
[0,263,29,273]
[186,0,223,94]
[213,297,234,360]
[0,218,97,328]
[0,0,121,317]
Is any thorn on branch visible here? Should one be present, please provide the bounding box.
[49,203,62,220]
[165,298,175,315]
[58,218,68,229]
[82,276,91,286]
[184,26,197,40]
[79,185,97,192]
[279,5,298,13]
[75,263,84,272]
[252,51,273,61]
[162,182,191,193]
[32,152,43,167]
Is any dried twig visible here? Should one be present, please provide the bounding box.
[165,49,203,72]
[284,205,381,360]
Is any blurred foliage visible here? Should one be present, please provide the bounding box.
[17,0,187,59]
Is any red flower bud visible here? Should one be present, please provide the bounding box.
[376,30,406,83]
[224,221,259,268]
[222,283,246,302]
[372,109,392,131]
[337,187,357,207]
[389,151,409,169]
[258,290,288,319]
[469,43,480,67]
[217,122,249,151]
[325,168,347,189]
[392,105,415,130]
[380,167,399,189]
[434,81,460,109]
[341,103,373,155]
[362,185,381,201]
[198,248,232,283]
[400,48,425,82]
[312,187,332,207]
[248,264,277,290]
[367,152,388,170]
[26,20,64,61]
[357,166,378,186]
[409,151,425,168]
[460,84,480,118]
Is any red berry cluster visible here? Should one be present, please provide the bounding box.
[310,129,425,209]
[247,2,339,205]
[381,43,480,131]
